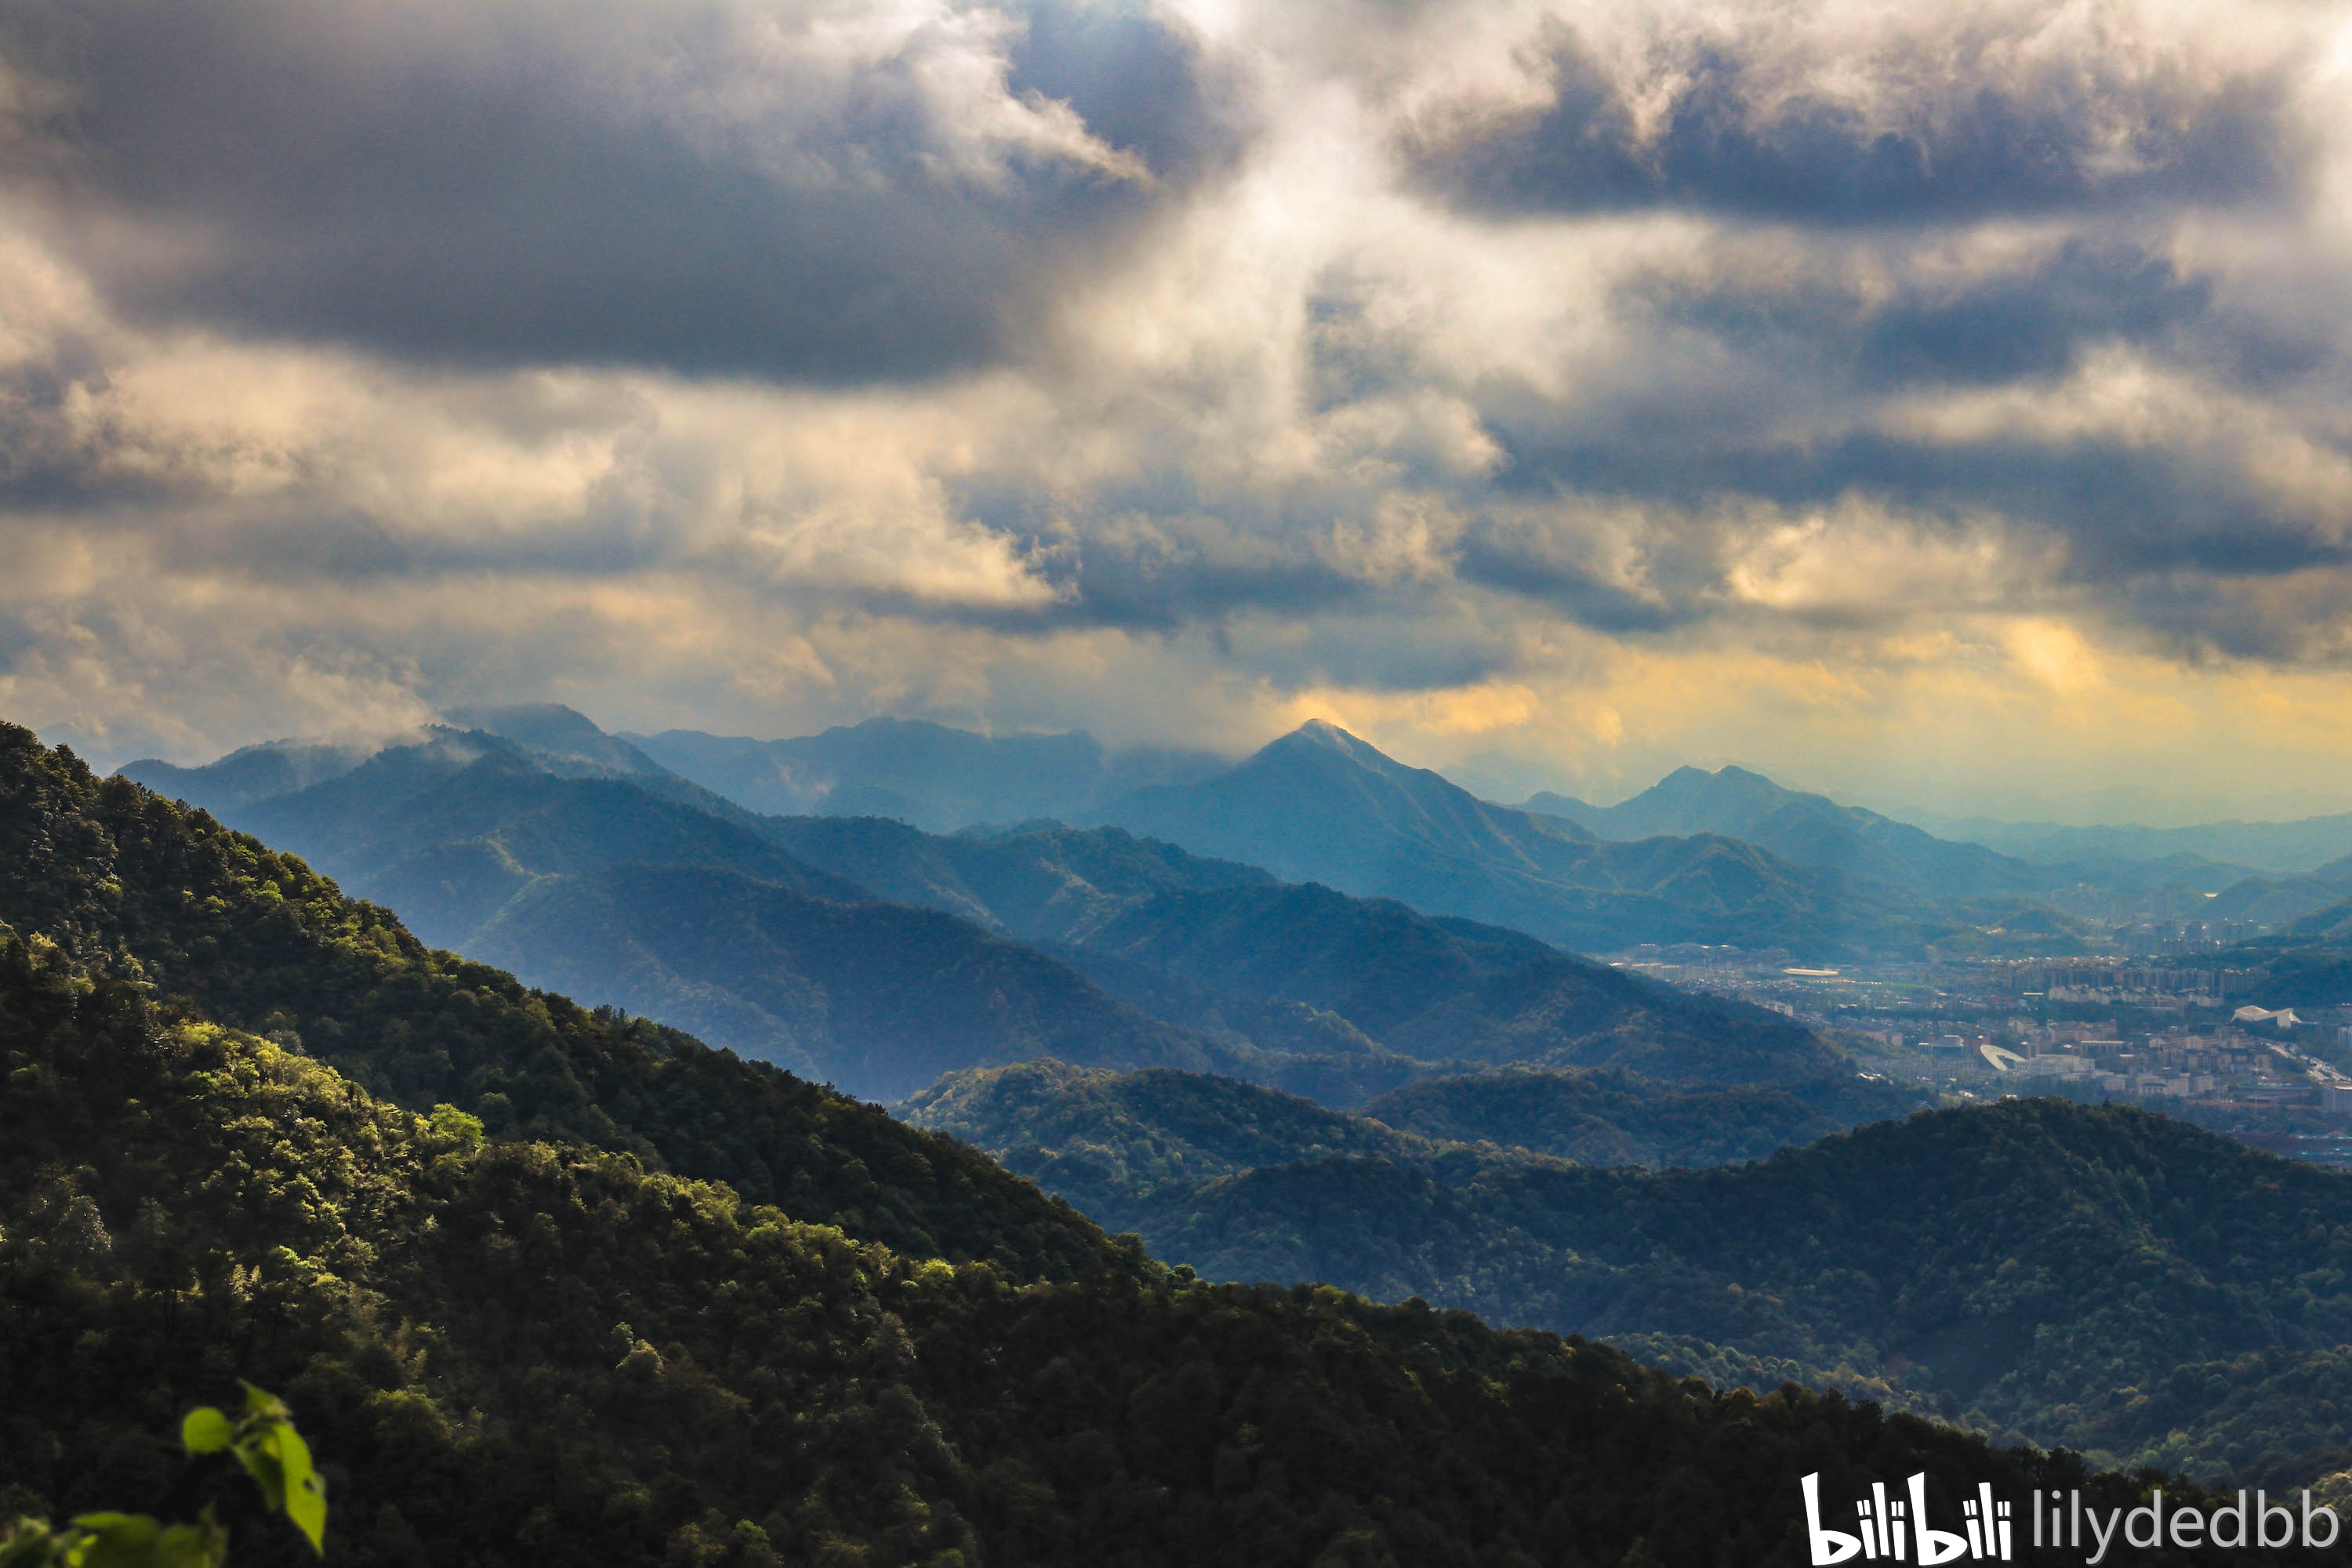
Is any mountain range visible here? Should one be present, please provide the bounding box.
[18,718,2157,1567]
[156,708,2352,969]
[1096,722,1932,955]
[1910,807,2352,877]
[30,713,2352,1538]
[122,709,1849,1105]
[1524,765,2051,902]
[600,714,2096,954]
[920,1057,2352,1486]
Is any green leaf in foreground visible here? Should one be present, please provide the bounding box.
[0,1388,322,1565]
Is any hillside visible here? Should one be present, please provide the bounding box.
[1098,722,1976,958]
[132,716,1864,1104]
[924,1053,2352,1484]
[121,736,376,812]
[0,824,2191,1566]
[2202,857,2352,926]
[757,811,1846,1085]
[1525,766,2049,902]
[2194,901,2352,1009]
[1064,883,1845,1082]
[234,730,868,946]
[462,861,1270,1099]
[907,1061,1917,1228]
[122,728,1338,1101]
[765,814,1847,1084]
[904,1060,1461,1233]
[0,722,1110,1276]
[1356,1067,1913,1164]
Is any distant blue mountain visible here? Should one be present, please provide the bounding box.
[1523,764,2048,902]
[1093,721,2029,957]
[1913,808,2352,877]
[759,814,1846,1086]
[121,705,1859,1099]
[626,716,1229,831]
[120,736,374,812]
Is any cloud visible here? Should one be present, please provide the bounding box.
[3,0,2352,815]
[1403,4,2307,225]
[1,0,1236,381]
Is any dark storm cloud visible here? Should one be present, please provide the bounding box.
[1008,0,1248,185]
[1408,20,2300,225]
[1414,218,2352,614]
[1658,242,2214,391]
[2,0,1236,383]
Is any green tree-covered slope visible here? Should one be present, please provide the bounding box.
[904,1061,1475,1233]
[974,1088,2352,1484]
[906,1061,1918,1236]
[1356,1066,1911,1164]
[0,723,1107,1278]
[0,925,2252,1568]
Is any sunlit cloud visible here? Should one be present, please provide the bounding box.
[0,0,2349,821]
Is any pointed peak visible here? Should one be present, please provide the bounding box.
[1265,719,1389,766]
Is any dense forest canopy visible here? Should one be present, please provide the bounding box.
[0,923,2279,1567]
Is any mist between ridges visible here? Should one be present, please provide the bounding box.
[1804,1473,2343,1566]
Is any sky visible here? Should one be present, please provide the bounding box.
[5,0,2352,822]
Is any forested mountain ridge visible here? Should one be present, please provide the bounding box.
[903,1061,1914,1236]
[0,822,2220,1566]
[923,1056,2352,1486]
[760,815,1849,1087]
[119,735,376,813]
[0,722,1110,1277]
[905,1061,1480,1235]
[458,859,1287,1100]
[236,730,868,941]
[1353,1066,1911,1163]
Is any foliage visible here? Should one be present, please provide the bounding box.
[0,927,2278,1567]
[0,1386,321,1567]
[180,1387,328,1555]
[0,722,1112,1280]
[1355,1067,1922,1165]
[905,1061,1484,1232]
[999,1089,2352,1484]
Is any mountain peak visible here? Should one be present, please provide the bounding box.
[1269,718,1387,764]
[437,702,667,779]
[441,701,605,749]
